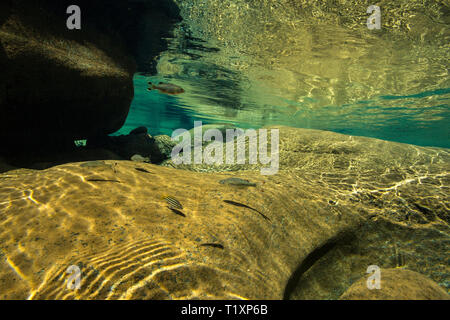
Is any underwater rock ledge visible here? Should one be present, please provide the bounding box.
[0,127,448,299]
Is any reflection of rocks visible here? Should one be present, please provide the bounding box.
[160,1,449,139]
[88,127,176,164]
[0,127,448,299]
[339,268,449,300]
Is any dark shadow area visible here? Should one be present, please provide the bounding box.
[14,0,181,74]
[283,231,356,300]
[0,0,12,115]
[0,0,182,169]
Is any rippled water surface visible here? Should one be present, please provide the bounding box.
[118,1,449,148]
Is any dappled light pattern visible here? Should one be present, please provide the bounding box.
[0,127,448,299]
[147,0,450,147]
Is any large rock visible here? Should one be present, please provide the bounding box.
[339,268,449,300]
[0,159,363,299]
[0,127,447,299]
[0,0,180,153]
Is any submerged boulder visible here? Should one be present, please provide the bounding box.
[0,0,180,154]
[339,268,449,300]
[88,127,176,164]
[0,127,447,299]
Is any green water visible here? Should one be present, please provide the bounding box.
[117,1,449,148]
[118,74,449,148]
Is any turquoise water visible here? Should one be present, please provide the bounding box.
[116,74,253,136]
[117,74,450,148]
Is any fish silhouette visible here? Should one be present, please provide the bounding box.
[199,243,224,250]
[168,207,186,218]
[135,167,153,174]
[223,200,271,222]
[219,177,257,187]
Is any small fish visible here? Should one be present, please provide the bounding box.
[199,243,224,250]
[86,178,121,183]
[148,82,185,95]
[219,178,256,187]
[223,200,271,222]
[163,195,183,210]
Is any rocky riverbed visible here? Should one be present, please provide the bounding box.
[0,127,448,299]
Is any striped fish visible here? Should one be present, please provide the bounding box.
[163,196,183,210]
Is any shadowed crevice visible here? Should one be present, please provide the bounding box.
[283,231,355,300]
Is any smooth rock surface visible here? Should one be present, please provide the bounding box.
[339,268,449,300]
[0,127,448,299]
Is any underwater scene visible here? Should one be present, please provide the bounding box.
[0,0,449,303]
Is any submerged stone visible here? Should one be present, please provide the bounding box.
[0,127,447,300]
[131,154,150,163]
[339,268,449,300]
